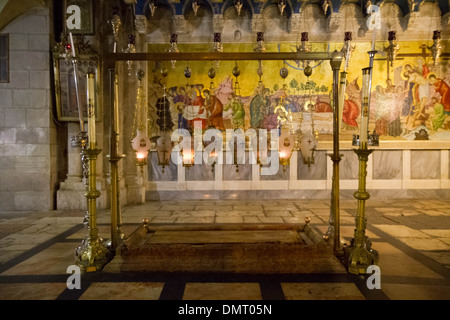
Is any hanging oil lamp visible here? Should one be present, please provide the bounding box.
[167,33,179,69]
[384,31,399,67]
[131,75,150,168]
[125,34,136,76]
[296,32,311,68]
[212,32,223,69]
[428,30,444,67]
[232,62,241,96]
[254,32,267,53]
[341,31,355,66]
[109,6,121,53]
[208,64,216,90]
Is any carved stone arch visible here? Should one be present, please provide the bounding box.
[182,0,215,41]
[417,0,442,28]
[262,0,294,19]
[222,0,253,41]
[142,0,175,38]
[261,0,294,36]
[329,2,366,36]
[379,2,405,32]
[297,3,327,35]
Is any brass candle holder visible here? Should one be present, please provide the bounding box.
[75,146,112,272]
[344,141,378,275]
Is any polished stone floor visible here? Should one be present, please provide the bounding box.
[0,198,449,300]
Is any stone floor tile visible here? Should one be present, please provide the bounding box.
[420,251,450,266]
[421,229,450,238]
[216,210,265,217]
[1,242,78,276]
[398,238,450,251]
[243,216,261,223]
[215,216,244,223]
[175,217,215,224]
[419,210,449,216]
[233,205,263,211]
[281,283,364,300]
[264,210,292,217]
[282,217,307,224]
[183,283,262,300]
[374,242,443,279]
[258,217,285,223]
[149,217,177,224]
[373,225,431,238]
[382,284,450,300]
[0,283,67,300]
[80,282,164,300]
[0,250,25,263]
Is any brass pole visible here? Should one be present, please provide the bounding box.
[329,51,343,255]
[105,51,336,64]
[108,69,124,250]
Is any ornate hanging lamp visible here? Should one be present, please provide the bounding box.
[254,32,267,53]
[384,31,399,67]
[167,33,179,69]
[131,70,151,168]
[125,34,136,76]
[108,6,121,53]
[232,62,241,97]
[428,30,444,67]
[212,32,223,68]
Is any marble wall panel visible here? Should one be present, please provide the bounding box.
[185,162,215,181]
[297,150,327,180]
[373,150,402,180]
[411,150,440,179]
[223,151,252,180]
[340,150,359,180]
[260,163,289,180]
[223,164,252,180]
[148,151,177,181]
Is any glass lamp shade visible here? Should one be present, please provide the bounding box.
[132,129,151,166]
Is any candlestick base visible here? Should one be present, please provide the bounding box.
[75,236,112,273]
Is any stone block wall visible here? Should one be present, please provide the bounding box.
[0,7,56,211]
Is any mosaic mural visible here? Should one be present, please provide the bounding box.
[147,41,450,141]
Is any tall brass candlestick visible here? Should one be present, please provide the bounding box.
[344,141,378,275]
[108,70,124,250]
[75,74,111,272]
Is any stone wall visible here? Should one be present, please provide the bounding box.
[0,7,56,211]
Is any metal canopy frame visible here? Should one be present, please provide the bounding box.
[105,50,344,255]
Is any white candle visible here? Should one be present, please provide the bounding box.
[87,73,96,148]
[360,68,371,144]
[69,32,76,57]
[114,73,120,134]
[371,29,376,51]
